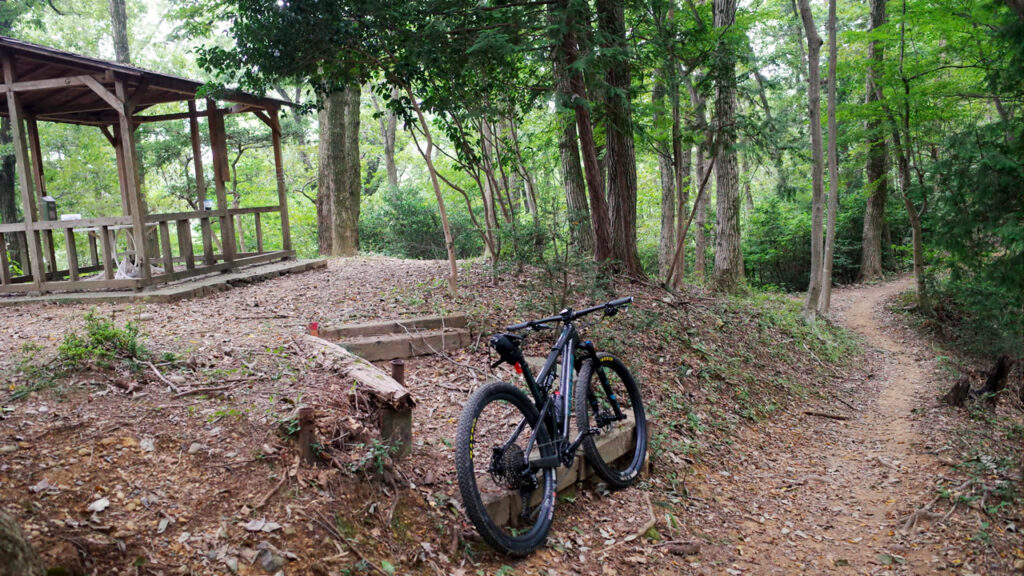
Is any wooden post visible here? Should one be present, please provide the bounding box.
[297,407,316,465]
[206,100,237,266]
[254,212,264,253]
[189,100,215,265]
[0,232,9,284]
[26,118,56,276]
[2,53,46,290]
[115,78,150,284]
[63,229,79,281]
[99,225,114,279]
[88,234,99,267]
[176,220,195,269]
[269,109,292,252]
[382,359,412,460]
[110,124,131,216]
[158,221,174,273]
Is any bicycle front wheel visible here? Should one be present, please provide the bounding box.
[575,354,647,488]
[454,381,557,556]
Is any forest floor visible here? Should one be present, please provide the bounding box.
[0,258,1020,575]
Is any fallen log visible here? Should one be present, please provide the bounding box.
[301,335,415,411]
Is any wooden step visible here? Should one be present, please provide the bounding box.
[321,314,468,340]
[337,328,471,361]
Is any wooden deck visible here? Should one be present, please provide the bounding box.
[0,258,326,306]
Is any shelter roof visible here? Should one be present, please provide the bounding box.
[0,36,287,126]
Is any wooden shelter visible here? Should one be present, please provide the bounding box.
[0,36,294,295]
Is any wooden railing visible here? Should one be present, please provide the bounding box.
[0,204,293,294]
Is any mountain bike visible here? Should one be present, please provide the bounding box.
[454,297,648,556]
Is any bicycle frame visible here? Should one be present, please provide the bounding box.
[512,321,598,471]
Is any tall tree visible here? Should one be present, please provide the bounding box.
[797,0,824,318]
[108,0,130,63]
[818,0,839,314]
[597,0,642,275]
[653,79,676,278]
[711,0,744,291]
[859,0,888,281]
[317,86,361,256]
[687,77,711,281]
[891,0,929,311]
[556,0,613,263]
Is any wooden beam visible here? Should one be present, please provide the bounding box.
[253,109,274,130]
[3,53,46,290]
[112,121,130,215]
[115,78,150,283]
[99,124,116,145]
[270,109,292,252]
[1,75,86,92]
[79,75,123,112]
[254,212,263,253]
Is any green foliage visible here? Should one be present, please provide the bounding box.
[926,121,1024,357]
[57,309,149,370]
[359,187,482,259]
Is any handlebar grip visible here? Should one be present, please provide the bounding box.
[607,296,633,308]
[505,321,530,331]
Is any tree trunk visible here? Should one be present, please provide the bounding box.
[403,85,458,293]
[653,80,676,280]
[0,118,24,271]
[818,0,840,315]
[317,85,361,256]
[754,71,789,197]
[688,78,710,281]
[552,38,593,253]
[557,0,613,263]
[597,0,642,276]
[383,88,399,190]
[0,512,45,576]
[558,116,593,253]
[670,69,690,288]
[860,0,888,281]
[798,0,825,317]
[480,120,501,262]
[712,0,744,292]
[109,0,131,64]
[894,0,929,312]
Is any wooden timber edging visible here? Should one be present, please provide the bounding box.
[480,417,650,528]
[321,314,471,362]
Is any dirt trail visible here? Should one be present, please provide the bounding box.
[702,278,955,574]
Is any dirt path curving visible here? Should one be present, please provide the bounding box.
[697,277,961,574]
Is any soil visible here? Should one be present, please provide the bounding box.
[0,260,1020,575]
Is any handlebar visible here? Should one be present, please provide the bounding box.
[504,296,633,331]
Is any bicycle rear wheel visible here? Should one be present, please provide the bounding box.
[455,381,557,556]
[575,354,647,488]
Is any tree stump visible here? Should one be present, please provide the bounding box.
[0,512,45,576]
[978,355,1013,408]
[942,375,972,407]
